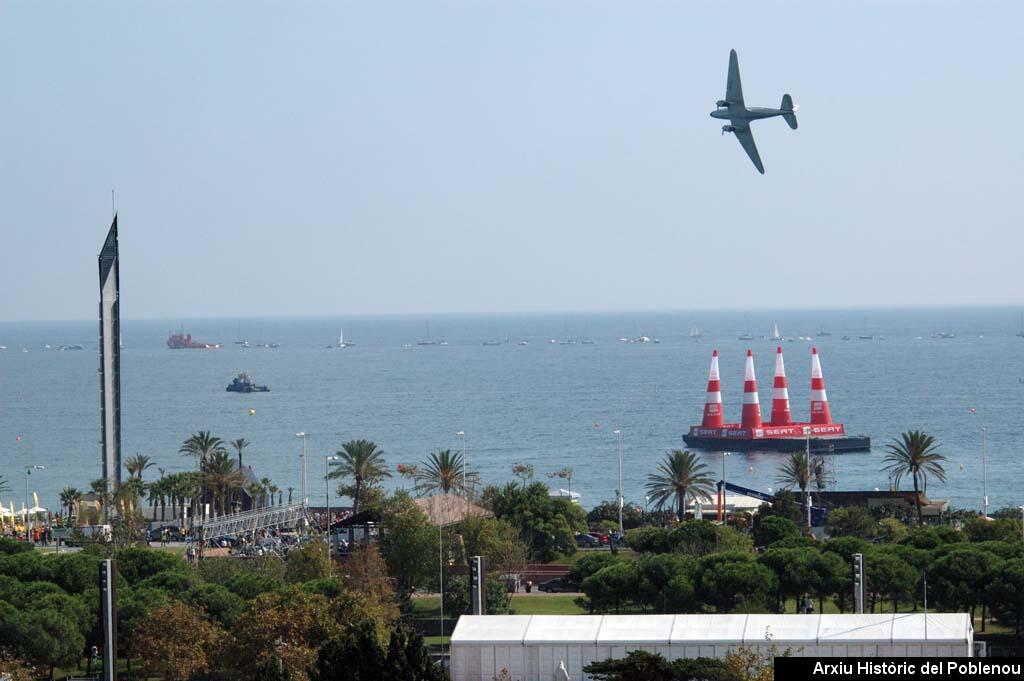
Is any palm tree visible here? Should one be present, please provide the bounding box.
[60,487,82,523]
[124,453,154,480]
[147,478,170,521]
[248,483,264,509]
[116,478,147,515]
[883,430,948,524]
[0,475,10,494]
[260,477,273,508]
[415,449,477,497]
[179,430,227,467]
[287,487,294,505]
[328,439,391,514]
[645,450,715,521]
[202,451,245,516]
[776,451,831,496]
[230,438,251,470]
[270,485,282,506]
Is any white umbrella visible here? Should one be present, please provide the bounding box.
[28,506,47,514]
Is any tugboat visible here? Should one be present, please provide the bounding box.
[167,328,220,349]
[226,372,270,393]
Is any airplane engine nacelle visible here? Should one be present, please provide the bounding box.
[716,100,729,108]
[721,125,737,134]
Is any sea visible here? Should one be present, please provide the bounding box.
[1,308,1022,515]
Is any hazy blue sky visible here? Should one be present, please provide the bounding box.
[2,2,1021,321]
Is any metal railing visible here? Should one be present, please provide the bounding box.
[194,503,308,537]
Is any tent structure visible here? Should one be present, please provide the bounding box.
[450,613,973,681]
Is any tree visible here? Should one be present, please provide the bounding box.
[182,583,245,627]
[231,437,251,469]
[444,575,512,615]
[485,482,587,561]
[930,545,1002,627]
[569,552,622,586]
[698,554,777,613]
[987,558,1024,638]
[59,487,82,524]
[512,463,534,483]
[453,516,528,578]
[329,439,390,515]
[382,625,446,681]
[376,491,437,604]
[313,623,385,681]
[583,562,639,613]
[124,453,154,480]
[824,507,877,539]
[585,651,739,681]
[415,449,477,497]
[776,451,830,497]
[882,430,947,524]
[865,551,918,612]
[671,520,720,557]
[134,601,223,681]
[645,450,715,521]
[589,500,645,530]
[636,553,698,613]
[759,547,822,612]
[179,430,227,467]
[547,466,575,496]
[285,540,332,584]
[624,526,674,554]
[201,451,245,516]
[16,608,85,680]
[231,588,340,681]
[753,516,801,547]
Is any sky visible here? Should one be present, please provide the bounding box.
[1,1,1022,321]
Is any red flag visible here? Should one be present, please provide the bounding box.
[14,436,20,443]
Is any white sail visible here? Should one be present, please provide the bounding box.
[771,323,780,340]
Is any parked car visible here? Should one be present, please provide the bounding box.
[588,532,609,545]
[575,533,599,547]
[538,577,579,593]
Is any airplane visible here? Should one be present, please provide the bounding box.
[710,49,797,174]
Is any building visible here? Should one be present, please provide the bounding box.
[449,613,973,681]
[98,215,121,502]
[816,491,949,519]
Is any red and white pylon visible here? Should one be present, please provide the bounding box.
[769,346,792,426]
[701,350,724,428]
[740,349,763,429]
[810,347,833,425]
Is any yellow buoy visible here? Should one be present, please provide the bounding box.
[248,408,256,416]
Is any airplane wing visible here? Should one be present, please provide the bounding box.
[726,49,744,108]
[732,123,764,174]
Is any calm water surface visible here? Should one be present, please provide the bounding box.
[1,308,1021,514]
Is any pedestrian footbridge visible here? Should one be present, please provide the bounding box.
[195,504,308,537]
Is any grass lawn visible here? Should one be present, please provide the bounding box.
[412,594,584,618]
[547,548,635,566]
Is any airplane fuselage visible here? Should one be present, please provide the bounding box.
[710,106,784,122]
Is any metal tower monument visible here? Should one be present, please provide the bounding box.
[98,215,121,501]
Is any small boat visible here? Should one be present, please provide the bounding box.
[689,325,701,339]
[226,372,270,393]
[482,340,502,346]
[0,345,6,350]
[841,335,851,341]
[769,323,781,341]
[817,331,832,337]
[858,335,874,340]
[439,340,448,346]
[581,339,595,345]
[518,340,529,346]
[61,344,85,351]
[328,330,348,349]
[1017,312,1024,338]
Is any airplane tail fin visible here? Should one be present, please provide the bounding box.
[781,94,798,129]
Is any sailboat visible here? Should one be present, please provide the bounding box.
[738,322,754,341]
[770,323,781,341]
[689,324,701,339]
[1017,312,1024,338]
[327,330,349,349]
[417,322,437,346]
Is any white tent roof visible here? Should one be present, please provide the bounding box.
[598,615,675,644]
[452,614,971,646]
[523,616,603,644]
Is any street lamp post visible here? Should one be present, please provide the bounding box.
[457,431,467,517]
[805,428,813,528]
[296,433,308,509]
[24,465,44,541]
[982,426,988,518]
[326,455,339,556]
[613,430,623,534]
[719,452,730,522]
